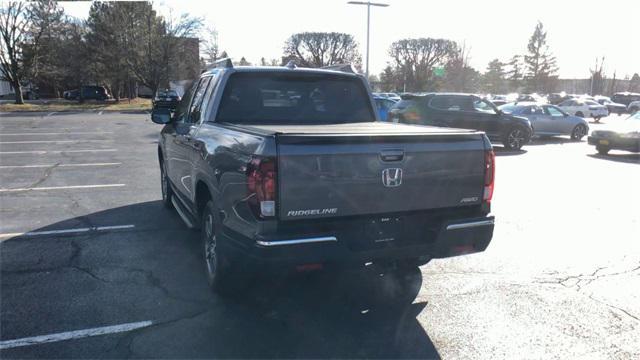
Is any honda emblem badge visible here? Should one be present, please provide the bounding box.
[381,168,402,187]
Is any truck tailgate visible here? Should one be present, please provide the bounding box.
[276,132,486,220]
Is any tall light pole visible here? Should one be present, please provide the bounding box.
[347,1,389,80]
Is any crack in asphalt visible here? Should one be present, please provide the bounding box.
[4,163,61,190]
[535,263,640,292]
[2,238,207,306]
[533,263,640,323]
[587,294,640,323]
[110,308,213,359]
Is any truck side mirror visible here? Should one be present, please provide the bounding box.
[151,108,172,124]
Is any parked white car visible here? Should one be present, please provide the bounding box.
[628,101,640,114]
[558,99,608,121]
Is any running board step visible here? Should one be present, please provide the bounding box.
[170,196,197,229]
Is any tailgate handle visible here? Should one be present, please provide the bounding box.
[380,150,404,162]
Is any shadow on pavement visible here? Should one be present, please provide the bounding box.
[1,201,440,359]
[527,136,576,146]
[587,153,640,165]
[493,145,527,156]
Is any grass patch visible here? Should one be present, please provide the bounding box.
[0,98,152,112]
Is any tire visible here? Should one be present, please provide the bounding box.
[596,146,610,155]
[160,160,173,208]
[575,111,584,118]
[202,200,243,295]
[571,124,587,141]
[594,116,601,123]
[502,126,529,150]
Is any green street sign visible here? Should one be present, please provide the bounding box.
[433,67,445,77]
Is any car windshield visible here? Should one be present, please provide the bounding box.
[585,100,599,106]
[216,72,375,124]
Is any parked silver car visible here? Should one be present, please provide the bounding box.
[499,102,589,140]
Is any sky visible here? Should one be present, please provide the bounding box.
[61,0,640,79]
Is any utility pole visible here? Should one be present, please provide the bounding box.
[347,1,389,80]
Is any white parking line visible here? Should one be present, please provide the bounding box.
[0,224,136,241]
[0,184,125,193]
[0,132,113,136]
[46,112,57,117]
[0,140,112,144]
[0,149,117,155]
[98,111,103,115]
[0,163,121,169]
[0,320,153,349]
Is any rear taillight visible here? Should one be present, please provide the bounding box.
[483,150,495,203]
[247,157,276,217]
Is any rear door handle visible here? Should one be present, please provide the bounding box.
[380,150,404,162]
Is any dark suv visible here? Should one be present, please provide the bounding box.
[79,86,110,101]
[611,92,640,107]
[389,93,532,150]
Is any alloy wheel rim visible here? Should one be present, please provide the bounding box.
[574,126,585,138]
[508,129,524,149]
[204,214,217,277]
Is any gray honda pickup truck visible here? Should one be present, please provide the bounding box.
[151,60,496,294]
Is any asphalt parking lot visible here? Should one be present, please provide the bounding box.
[1,112,639,359]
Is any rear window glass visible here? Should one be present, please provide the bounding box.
[216,72,375,124]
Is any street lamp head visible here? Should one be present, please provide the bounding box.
[347,1,389,6]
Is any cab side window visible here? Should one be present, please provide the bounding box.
[174,82,196,123]
[186,76,213,124]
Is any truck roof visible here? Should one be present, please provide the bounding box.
[202,65,362,79]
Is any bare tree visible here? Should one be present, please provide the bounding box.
[589,57,605,95]
[0,1,30,104]
[87,2,202,98]
[388,38,458,91]
[201,25,218,66]
[24,0,66,97]
[283,32,361,68]
[444,41,477,92]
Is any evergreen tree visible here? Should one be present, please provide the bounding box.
[524,22,558,93]
[483,59,506,94]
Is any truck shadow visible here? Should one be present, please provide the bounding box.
[1,201,441,359]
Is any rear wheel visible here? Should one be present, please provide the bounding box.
[503,126,529,150]
[571,124,587,141]
[596,145,610,155]
[202,201,244,295]
[594,116,602,123]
